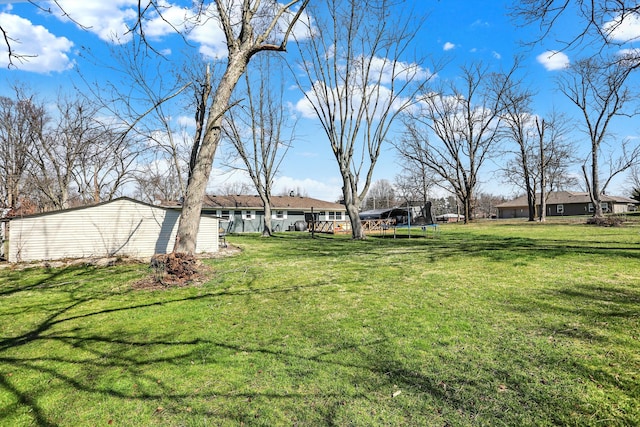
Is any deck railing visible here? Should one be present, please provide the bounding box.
[307,220,351,234]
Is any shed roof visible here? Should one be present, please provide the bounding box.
[496,191,637,208]
[5,197,180,220]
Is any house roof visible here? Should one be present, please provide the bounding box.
[496,191,637,208]
[164,194,346,211]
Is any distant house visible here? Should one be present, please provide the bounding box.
[6,197,218,263]
[496,191,638,219]
[436,213,465,223]
[173,194,348,233]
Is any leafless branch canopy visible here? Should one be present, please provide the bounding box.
[512,1,640,64]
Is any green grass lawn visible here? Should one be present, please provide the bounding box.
[1,220,639,426]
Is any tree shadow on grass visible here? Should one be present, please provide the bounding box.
[1,288,635,426]
[253,231,640,263]
[494,283,640,424]
[0,266,357,426]
[2,234,639,425]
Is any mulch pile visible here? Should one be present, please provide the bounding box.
[132,245,241,290]
[585,216,624,227]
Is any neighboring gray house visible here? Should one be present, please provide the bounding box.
[6,197,218,263]
[172,194,348,233]
[496,191,638,219]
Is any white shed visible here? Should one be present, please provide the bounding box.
[7,197,218,263]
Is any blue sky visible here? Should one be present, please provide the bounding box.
[1,0,639,202]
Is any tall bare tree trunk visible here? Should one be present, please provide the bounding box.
[262,198,273,237]
[591,148,604,218]
[537,118,546,222]
[171,0,310,254]
[341,173,365,239]
[174,56,248,253]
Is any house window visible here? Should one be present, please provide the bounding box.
[272,210,287,219]
[557,204,564,214]
[588,203,594,212]
[218,210,234,220]
[328,211,340,220]
[242,210,255,220]
[600,202,609,212]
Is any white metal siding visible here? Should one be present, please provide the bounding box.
[612,203,627,214]
[8,199,218,263]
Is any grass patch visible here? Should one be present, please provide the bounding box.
[1,220,639,426]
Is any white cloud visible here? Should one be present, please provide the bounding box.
[9,0,305,66]
[443,42,455,51]
[176,115,196,129]
[49,0,139,43]
[296,55,433,121]
[603,13,640,43]
[142,2,191,39]
[48,0,222,55]
[616,48,640,68]
[273,176,342,202]
[470,19,490,29]
[536,50,570,71]
[295,93,318,119]
[366,55,432,85]
[492,51,501,60]
[187,20,227,59]
[296,81,404,121]
[0,12,74,72]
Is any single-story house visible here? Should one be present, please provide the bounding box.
[5,197,218,263]
[496,191,638,219]
[174,194,348,233]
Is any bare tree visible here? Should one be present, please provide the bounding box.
[76,1,308,253]
[167,0,310,253]
[395,146,436,210]
[80,39,206,207]
[27,96,104,210]
[499,79,539,220]
[217,181,256,196]
[499,83,576,220]
[559,56,639,217]
[293,0,432,239]
[599,139,640,194]
[222,54,295,237]
[362,179,396,211]
[534,112,576,221]
[133,161,184,203]
[75,125,140,203]
[0,87,43,210]
[3,1,309,250]
[474,192,506,219]
[628,165,640,202]
[401,62,518,223]
[512,1,640,62]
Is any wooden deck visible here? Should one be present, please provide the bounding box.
[306,219,438,237]
[361,219,394,234]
